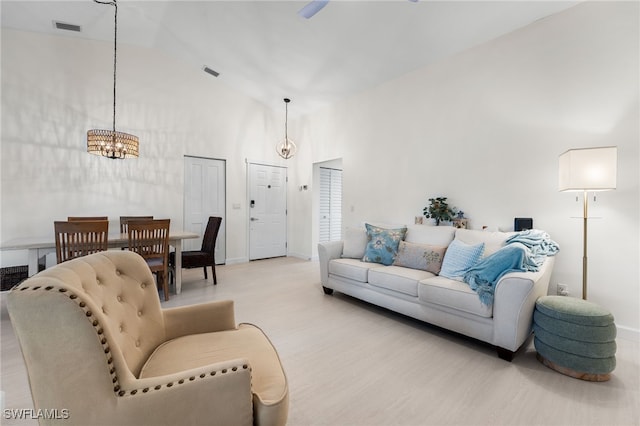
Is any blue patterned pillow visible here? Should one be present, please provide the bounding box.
[362,224,407,266]
[439,239,485,281]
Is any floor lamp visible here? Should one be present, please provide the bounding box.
[558,146,617,300]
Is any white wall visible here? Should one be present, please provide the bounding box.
[0,29,285,265]
[293,1,639,336]
[2,2,638,336]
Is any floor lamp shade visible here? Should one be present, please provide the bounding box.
[558,146,617,192]
[558,146,617,300]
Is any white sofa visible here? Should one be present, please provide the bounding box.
[318,225,555,360]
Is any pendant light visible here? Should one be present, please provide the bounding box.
[276,98,297,159]
[87,0,139,159]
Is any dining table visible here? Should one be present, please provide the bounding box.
[0,230,199,295]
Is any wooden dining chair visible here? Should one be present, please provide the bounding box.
[67,216,109,221]
[119,216,153,233]
[54,220,109,264]
[169,216,222,286]
[127,219,171,301]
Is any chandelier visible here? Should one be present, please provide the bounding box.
[276,98,296,159]
[87,0,139,159]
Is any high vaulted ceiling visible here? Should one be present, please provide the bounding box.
[1,0,580,116]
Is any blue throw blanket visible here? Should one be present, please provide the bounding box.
[505,229,560,268]
[464,230,560,306]
[463,244,528,306]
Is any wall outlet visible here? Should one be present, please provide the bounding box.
[557,283,569,296]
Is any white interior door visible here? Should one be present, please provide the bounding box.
[184,156,226,263]
[248,163,287,260]
[319,167,343,243]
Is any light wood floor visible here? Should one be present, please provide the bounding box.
[1,257,639,426]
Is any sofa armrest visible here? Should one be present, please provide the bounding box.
[492,256,555,351]
[317,241,344,285]
[163,299,237,340]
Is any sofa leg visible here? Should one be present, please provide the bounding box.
[497,347,515,362]
[322,286,334,295]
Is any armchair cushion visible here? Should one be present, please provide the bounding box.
[140,323,289,424]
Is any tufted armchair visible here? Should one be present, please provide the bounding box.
[7,251,288,426]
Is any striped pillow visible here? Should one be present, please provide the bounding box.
[439,239,485,281]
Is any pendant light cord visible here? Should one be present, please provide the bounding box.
[94,0,118,135]
[284,98,290,149]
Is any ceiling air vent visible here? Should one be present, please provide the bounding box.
[54,21,81,32]
[203,66,220,77]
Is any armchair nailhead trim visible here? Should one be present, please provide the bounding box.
[14,283,252,398]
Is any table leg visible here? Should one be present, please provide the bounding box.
[27,249,39,276]
[174,240,183,294]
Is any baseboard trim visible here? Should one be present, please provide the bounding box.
[616,325,640,342]
[225,257,248,265]
[287,252,311,261]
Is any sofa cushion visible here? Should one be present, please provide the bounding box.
[405,225,456,246]
[342,227,368,259]
[454,228,516,257]
[393,241,447,274]
[362,224,407,266]
[369,266,435,297]
[418,276,493,318]
[439,239,485,281]
[329,258,381,283]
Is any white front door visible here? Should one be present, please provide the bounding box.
[184,156,226,263]
[248,163,287,260]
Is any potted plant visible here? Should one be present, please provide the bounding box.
[423,197,457,225]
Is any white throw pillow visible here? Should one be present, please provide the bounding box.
[341,228,367,259]
[439,239,485,281]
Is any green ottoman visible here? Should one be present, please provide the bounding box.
[533,295,616,382]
